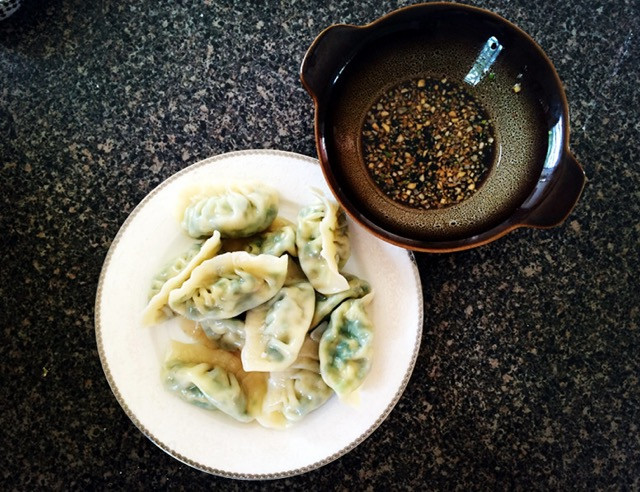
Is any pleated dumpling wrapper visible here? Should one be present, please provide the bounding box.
[168,252,288,321]
[178,181,279,239]
[142,231,222,326]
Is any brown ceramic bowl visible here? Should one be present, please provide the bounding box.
[300,2,586,253]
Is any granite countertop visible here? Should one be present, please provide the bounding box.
[1,0,638,488]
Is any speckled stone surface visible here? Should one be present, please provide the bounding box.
[1,0,638,488]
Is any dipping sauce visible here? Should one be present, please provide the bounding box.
[362,77,495,210]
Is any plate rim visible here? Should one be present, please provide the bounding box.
[94,148,423,480]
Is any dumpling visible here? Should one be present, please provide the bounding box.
[164,362,253,422]
[257,337,333,429]
[148,242,201,300]
[296,190,351,295]
[142,231,222,325]
[167,252,288,321]
[221,217,297,257]
[310,274,371,328]
[319,292,374,398]
[179,181,279,238]
[163,340,267,421]
[200,318,245,351]
[241,280,315,372]
[179,320,258,406]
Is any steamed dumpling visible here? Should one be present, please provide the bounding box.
[310,274,371,328]
[296,190,350,295]
[221,217,297,257]
[200,317,245,351]
[241,280,315,372]
[142,231,222,325]
[168,252,288,321]
[164,362,253,422]
[163,340,267,421]
[319,292,374,398]
[257,337,333,429]
[179,181,279,238]
[148,242,201,300]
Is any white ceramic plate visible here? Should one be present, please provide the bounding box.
[95,150,423,479]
